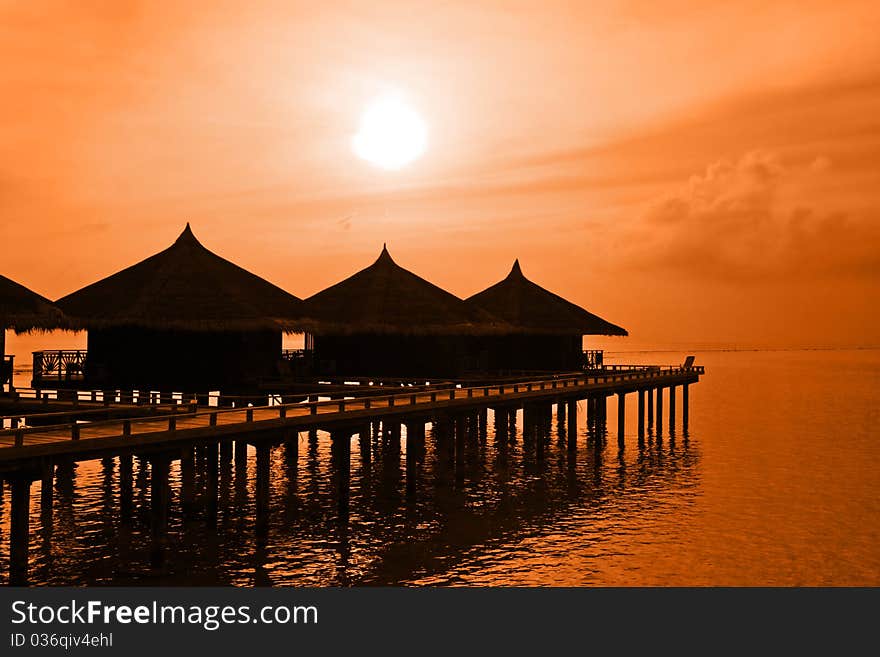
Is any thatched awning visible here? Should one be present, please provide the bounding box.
[1,275,68,333]
[302,246,507,335]
[466,260,628,336]
[56,224,305,332]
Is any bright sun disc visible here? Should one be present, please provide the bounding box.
[352,96,427,170]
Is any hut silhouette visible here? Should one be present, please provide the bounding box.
[1,274,67,390]
[56,224,305,392]
[466,260,627,372]
[302,245,504,377]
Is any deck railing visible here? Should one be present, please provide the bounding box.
[1,355,13,390]
[281,349,311,361]
[582,350,604,370]
[1,365,704,448]
[32,350,87,383]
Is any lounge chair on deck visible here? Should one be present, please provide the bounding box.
[682,355,695,370]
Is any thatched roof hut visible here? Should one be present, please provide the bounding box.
[466,260,627,336]
[56,224,304,331]
[1,275,67,332]
[50,225,305,392]
[302,245,504,335]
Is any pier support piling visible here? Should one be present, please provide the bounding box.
[637,390,645,442]
[119,453,133,522]
[284,431,299,481]
[533,406,546,461]
[40,463,54,525]
[149,455,171,567]
[358,426,371,466]
[205,442,219,524]
[683,383,690,431]
[331,432,351,521]
[566,400,577,451]
[669,385,676,433]
[656,386,664,438]
[255,444,271,536]
[455,416,466,465]
[234,439,248,473]
[494,409,509,445]
[9,475,33,586]
[219,439,232,465]
[405,423,420,497]
[180,447,196,516]
[617,392,626,446]
[478,408,488,442]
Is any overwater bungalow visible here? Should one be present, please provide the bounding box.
[466,260,627,372]
[54,224,305,392]
[302,246,505,377]
[1,275,67,391]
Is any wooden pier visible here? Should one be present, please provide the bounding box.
[0,364,703,585]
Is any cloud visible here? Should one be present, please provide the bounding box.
[624,150,880,282]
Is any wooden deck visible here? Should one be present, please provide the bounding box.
[0,366,702,475]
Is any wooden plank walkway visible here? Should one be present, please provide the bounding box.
[0,366,703,473]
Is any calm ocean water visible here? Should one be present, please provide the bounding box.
[1,348,878,586]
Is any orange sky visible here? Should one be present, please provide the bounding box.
[2,0,879,350]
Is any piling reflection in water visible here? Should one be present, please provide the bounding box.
[0,400,698,586]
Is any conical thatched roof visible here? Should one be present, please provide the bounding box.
[56,224,305,331]
[1,275,68,332]
[302,245,506,335]
[466,260,628,336]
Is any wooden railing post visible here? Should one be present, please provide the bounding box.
[246,408,254,422]
[71,424,80,441]
[123,420,131,437]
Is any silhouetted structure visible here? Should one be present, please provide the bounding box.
[302,246,504,377]
[55,224,304,391]
[467,260,627,372]
[1,275,67,390]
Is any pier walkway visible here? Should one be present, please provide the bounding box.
[0,366,702,472]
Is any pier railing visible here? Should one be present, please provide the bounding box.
[0,365,704,449]
[8,379,460,410]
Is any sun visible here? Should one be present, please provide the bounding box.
[352,95,428,170]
